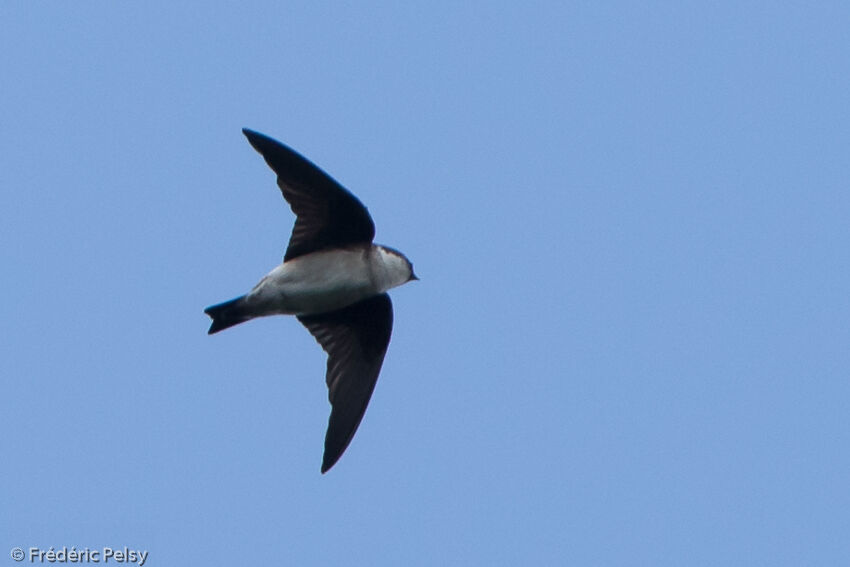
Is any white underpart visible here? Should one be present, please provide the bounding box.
[244,245,411,316]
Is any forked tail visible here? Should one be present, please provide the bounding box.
[204,296,250,334]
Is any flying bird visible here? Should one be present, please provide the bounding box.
[205,129,417,473]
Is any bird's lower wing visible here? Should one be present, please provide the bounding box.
[297,294,393,473]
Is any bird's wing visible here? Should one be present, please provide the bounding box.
[297,294,393,473]
[242,128,376,261]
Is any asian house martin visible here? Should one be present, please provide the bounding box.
[205,129,417,473]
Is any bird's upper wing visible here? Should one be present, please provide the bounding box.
[242,128,376,261]
[297,293,393,473]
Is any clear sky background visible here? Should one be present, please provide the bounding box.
[2,2,849,566]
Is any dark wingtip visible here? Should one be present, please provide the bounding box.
[242,128,284,159]
[242,127,271,142]
[242,128,263,148]
[321,454,336,474]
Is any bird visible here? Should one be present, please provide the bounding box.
[204,129,417,473]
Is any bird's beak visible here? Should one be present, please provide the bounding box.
[409,272,419,282]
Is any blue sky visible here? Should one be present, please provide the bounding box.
[2,2,849,565]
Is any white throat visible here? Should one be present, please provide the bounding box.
[373,245,412,292]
